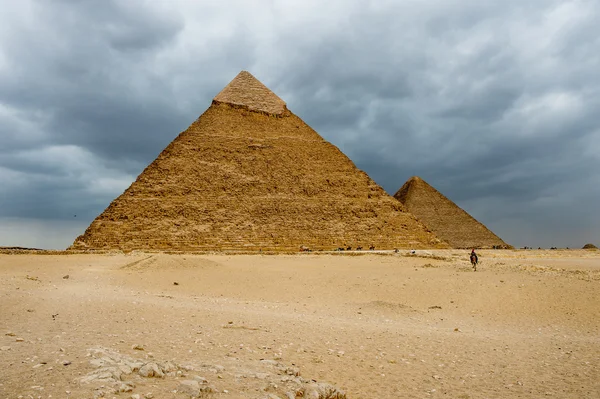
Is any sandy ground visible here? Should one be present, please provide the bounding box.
[1,249,599,399]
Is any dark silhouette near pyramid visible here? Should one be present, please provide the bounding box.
[71,72,446,251]
[394,176,509,249]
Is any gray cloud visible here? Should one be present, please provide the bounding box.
[1,0,599,249]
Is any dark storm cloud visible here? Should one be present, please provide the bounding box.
[1,0,599,248]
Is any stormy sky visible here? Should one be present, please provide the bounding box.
[1,0,599,249]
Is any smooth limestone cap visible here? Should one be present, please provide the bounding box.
[213,71,287,115]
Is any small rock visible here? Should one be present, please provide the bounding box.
[138,363,164,378]
[255,372,269,380]
[178,380,200,397]
[118,383,134,393]
[1,346,11,351]
[193,375,208,384]
[63,275,69,279]
[16,338,24,342]
[5,332,16,336]
[144,393,154,399]
[62,361,72,366]
[131,394,140,399]
[298,383,346,399]
[132,344,144,350]
[173,282,179,286]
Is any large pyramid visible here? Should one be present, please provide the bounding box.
[71,71,447,251]
[394,176,509,249]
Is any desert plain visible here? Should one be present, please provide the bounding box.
[1,249,599,399]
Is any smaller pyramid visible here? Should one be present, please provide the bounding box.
[213,71,288,115]
[394,176,509,249]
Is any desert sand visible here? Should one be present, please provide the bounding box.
[1,250,599,398]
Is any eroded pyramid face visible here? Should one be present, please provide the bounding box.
[71,72,446,251]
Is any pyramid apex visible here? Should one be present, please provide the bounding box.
[213,71,287,115]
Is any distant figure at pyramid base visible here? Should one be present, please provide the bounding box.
[394,176,510,249]
[70,72,448,252]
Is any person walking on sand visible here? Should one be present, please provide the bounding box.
[470,249,478,271]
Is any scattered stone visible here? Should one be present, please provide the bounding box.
[178,380,200,396]
[1,346,11,351]
[5,332,15,336]
[132,344,144,351]
[296,382,346,399]
[139,363,164,378]
[131,394,140,399]
[77,347,344,399]
[16,337,24,342]
[63,275,69,279]
[62,360,72,366]
[173,282,179,286]
[118,383,134,392]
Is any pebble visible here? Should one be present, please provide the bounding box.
[178,380,200,397]
[193,375,208,384]
[0,346,10,351]
[138,363,164,378]
[118,383,133,393]
[5,332,16,336]
[132,344,144,351]
[62,361,72,366]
